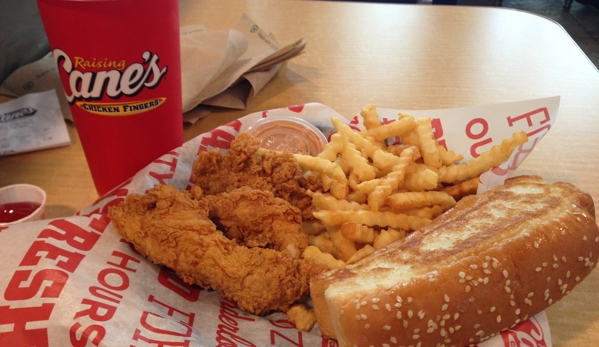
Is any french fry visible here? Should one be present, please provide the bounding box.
[360,104,381,130]
[397,205,445,219]
[347,172,361,193]
[309,234,338,258]
[400,125,420,146]
[373,228,406,249]
[340,133,377,181]
[295,154,346,183]
[437,131,528,183]
[356,178,384,195]
[346,244,375,264]
[372,149,402,176]
[320,173,333,192]
[302,245,345,270]
[416,117,443,169]
[332,117,381,158]
[328,228,359,262]
[286,304,318,332]
[368,147,416,212]
[314,210,431,231]
[361,115,417,142]
[311,192,368,211]
[402,165,439,191]
[295,154,348,199]
[438,145,464,166]
[443,177,480,200]
[340,222,379,243]
[337,156,351,175]
[318,132,344,161]
[387,144,422,161]
[346,190,367,204]
[329,180,349,200]
[386,191,456,211]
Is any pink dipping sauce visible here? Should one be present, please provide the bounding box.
[245,116,328,156]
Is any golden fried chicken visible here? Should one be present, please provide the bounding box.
[108,184,325,315]
[192,132,321,221]
[203,186,308,259]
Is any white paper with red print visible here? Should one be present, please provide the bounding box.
[0,97,559,347]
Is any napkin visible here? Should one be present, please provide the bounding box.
[0,14,305,124]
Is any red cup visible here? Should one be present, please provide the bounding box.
[36,0,183,195]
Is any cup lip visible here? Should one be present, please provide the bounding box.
[244,116,329,156]
[245,116,328,143]
[0,184,47,226]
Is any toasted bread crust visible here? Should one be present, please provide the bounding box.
[311,176,599,347]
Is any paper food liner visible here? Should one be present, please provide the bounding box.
[0,97,560,347]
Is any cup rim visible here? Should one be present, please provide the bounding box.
[244,116,329,156]
[0,184,47,226]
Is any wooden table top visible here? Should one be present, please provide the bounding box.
[1,1,598,345]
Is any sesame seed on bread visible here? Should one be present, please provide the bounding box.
[310,175,599,347]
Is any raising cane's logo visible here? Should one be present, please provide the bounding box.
[53,48,168,116]
[0,107,37,123]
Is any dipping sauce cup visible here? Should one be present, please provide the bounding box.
[0,184,47,226]
[245,116,328,156]
[36,0,184,195]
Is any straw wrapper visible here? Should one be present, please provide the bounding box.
[0,97,559,347]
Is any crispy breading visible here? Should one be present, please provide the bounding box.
[203,186,308,258]
[108,185,325,315]
[192,132,321,221]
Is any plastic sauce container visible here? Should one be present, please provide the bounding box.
[245,116,328,156]
[0,184,47,226]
